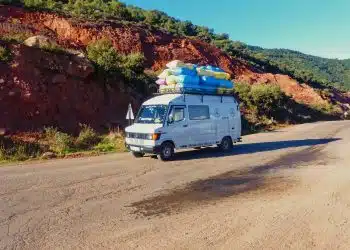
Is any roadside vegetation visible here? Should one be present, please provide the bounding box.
[234,82,339,134]
[0,125,126,163]
[0,45,11,62]
[0,31,33,43]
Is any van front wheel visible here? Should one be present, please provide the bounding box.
[159,142,174,161]
[219,137,233,152]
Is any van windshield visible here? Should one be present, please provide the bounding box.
[135,105,168,124]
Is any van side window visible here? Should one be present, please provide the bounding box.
[188,105,210,120]
[173,107,185,122]
[169,106,185,123]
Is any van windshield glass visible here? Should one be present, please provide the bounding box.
[135,105,167,124]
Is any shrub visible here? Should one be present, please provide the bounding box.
[0,136,43,162]
[44,127,74,155]
[311,102,335,114]
[234,82,287,118]
[1,32,33,43]
[87,39,120,72]
[94,132,126,153]
[76,124,100,149]
[22,0,62,11]
[120,52,145,73]
[86,38,149,93]
[234,82,252,107]
[250,84,286,117]
[0,45,11,62]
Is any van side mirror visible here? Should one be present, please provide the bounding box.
[168,113,174,124]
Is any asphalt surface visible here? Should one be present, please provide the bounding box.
[1,121,350,249]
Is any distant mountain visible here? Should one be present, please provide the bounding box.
[229,44,350,91]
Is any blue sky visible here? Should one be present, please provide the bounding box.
[122,0,350,59]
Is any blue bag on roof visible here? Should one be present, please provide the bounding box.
[200,76,233,88]
[205,65,224,72]
[176,82,217,94]
[170,67,197,76]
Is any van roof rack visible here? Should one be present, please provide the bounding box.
[151,91,238,103]
[151,91,235,97]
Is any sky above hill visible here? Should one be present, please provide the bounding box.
[123,0,350,59]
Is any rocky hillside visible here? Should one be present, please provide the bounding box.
[0,4,349,134]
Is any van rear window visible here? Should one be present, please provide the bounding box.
[188,105,210,120]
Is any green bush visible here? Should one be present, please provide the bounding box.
[63,0,130,20]
[86,38,150,93]
[0,46,11,62]
[250,84,286,117]
[44,127,74,155]
[22,0,61,11]
[94,133,126,153]
[234,82,252,107]
[87,39,120,72]
[76,124,100,150]
[120,52,145,73]
[1,32,33,43]
[235,82,287,118]
[0,137,43,162]
[311,102,335,114]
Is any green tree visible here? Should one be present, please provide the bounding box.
[87,39,120,72]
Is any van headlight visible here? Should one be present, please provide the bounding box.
[146,133,161,140]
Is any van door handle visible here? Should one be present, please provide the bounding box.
[183,125,188,127]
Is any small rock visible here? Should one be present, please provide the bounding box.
[0,128,6,135]
[0,79,4,84]
[41,152,57,159]
[24,35,57,49]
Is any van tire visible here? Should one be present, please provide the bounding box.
[132,152,144,158]
[219,136,233,152]
[159,142,174,161]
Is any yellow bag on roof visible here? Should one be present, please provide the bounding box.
[197,68,230,80]
[157,69,172,79]
[196,67,215,77]
[165,75,178,85]
[213,71,230,80]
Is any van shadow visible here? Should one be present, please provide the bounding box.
[131,138,338,217]
[172,138,340,161]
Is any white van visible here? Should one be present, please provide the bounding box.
[125,94,242,161]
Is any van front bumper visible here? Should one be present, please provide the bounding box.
[125,143,161,154]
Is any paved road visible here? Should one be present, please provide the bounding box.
[1,121,350,249]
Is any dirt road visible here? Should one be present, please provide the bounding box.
[1,121,350,249]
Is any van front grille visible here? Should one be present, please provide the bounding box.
[126,133,149,139]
